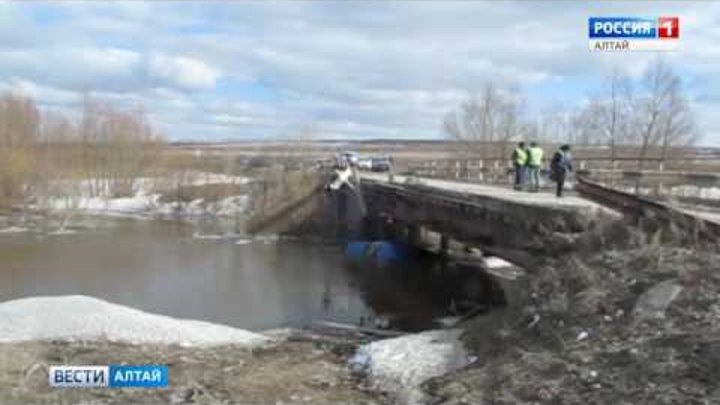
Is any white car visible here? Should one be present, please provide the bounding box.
[338,151,360,167]
[357,158,373,170]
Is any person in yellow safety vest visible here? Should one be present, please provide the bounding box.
[511,141,527,190]
[526,141,544,192]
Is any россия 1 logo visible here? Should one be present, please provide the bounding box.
[588,17,680,52]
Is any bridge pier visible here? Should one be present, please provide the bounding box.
[364,215,388,240]
[407,223,424,247]
[440,234,450,257]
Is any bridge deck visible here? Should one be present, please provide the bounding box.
[683,209,720,225]
[361,173,614,213]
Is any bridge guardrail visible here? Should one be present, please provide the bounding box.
[403,157,720,190]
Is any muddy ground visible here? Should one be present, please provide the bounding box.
[426,227,720,405]
[0,331,385,405]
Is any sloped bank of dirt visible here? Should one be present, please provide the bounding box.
[425,230,720,405]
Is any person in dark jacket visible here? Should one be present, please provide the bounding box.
[550,144,573,197]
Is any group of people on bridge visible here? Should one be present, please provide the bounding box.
[511,142,574,197]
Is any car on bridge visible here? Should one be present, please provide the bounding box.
[369,156,392,172]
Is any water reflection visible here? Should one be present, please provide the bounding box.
[0,217,458,331]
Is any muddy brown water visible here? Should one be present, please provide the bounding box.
[0,217,455,331]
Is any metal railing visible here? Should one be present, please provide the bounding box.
[403,156,720,185]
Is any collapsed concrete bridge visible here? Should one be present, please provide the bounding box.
[248,168,719,267]
[357,173,619,264]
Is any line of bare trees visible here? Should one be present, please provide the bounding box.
[0,91,165,208]
[443,83,530,161]
[444,59,699,165]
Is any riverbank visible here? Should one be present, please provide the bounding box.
[0,295,378,404]
[0,294,472,405]
[0,337,380,405]
[2,217,718,405]
[425,231,720,405]
[2,235,717,405]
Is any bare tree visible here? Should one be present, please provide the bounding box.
[443,84,527,160]
[78,96,165,198]
[0,93,40,205]
[571,101,604,146]
[632,60,697,170]
[604,70,634,160]
[655,72,698,161]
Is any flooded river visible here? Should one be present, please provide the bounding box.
[0,217,453,331]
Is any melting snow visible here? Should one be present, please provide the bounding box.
[0,295,269,347]
[0,226,30,233]
[351,329,471,404]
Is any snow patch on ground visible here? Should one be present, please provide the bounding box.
[0,295,269,348]
[483,256,513,269]
[48,172,250,199]
[34,172,251,219]
[46,229,79,236]
[45,194,160,215]
[191,232,227,240]
[351,329,471,404]
[42,194,249,219]
[0,226,30,233]
[669,185,720,199]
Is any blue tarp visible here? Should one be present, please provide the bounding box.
[345,241,410,266]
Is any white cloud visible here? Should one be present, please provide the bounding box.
[147,54,219,90]
[212,113,255,126]
[0,79,77,106]
[0,1,717,144]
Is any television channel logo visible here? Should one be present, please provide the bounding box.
[588,17,680,52]
[49,365,169,388]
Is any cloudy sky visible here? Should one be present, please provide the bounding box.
[1,1,719,144]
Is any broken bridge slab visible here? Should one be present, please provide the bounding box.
[359,173,620,256]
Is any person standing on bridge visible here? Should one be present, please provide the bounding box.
[511,141,528,190]
[550,144,573,197]
[526,141,544,192]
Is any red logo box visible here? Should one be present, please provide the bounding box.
[658,17,680,39]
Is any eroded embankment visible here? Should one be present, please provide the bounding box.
[425,227,720,405]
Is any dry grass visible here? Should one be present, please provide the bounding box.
[0,92,166,209]
[429,223,720,405]
[0,340,379,405]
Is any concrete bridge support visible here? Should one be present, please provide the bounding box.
[359,173,618,264]
[407,223,424,247]
[440,234,450,257]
